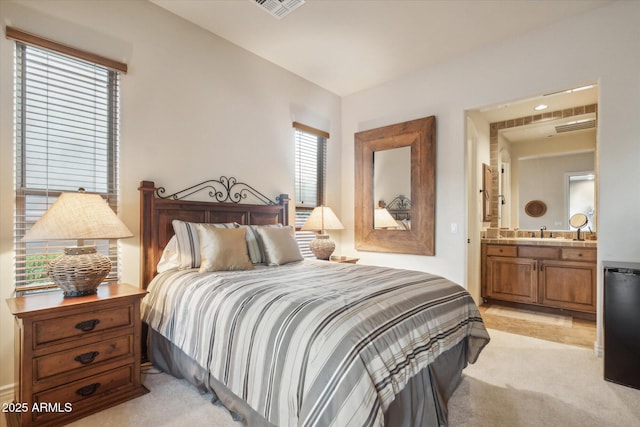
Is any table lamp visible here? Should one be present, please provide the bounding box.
[301,206,344,260]
[374,207,399,229]
[22,190,133,297]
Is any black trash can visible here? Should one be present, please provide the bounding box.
[604,261,640,390]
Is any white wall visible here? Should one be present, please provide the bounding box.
[518,151,594,230]
[340,1,640,353]
[0,0,341,392]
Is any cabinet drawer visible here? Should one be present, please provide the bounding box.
[518,246,560,259]
[486,245,517,257]
[32,364,135,423]
[34,305,133,348]
[34,335,133,383]
[561,248,596,262]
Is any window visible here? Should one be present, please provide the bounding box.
[293,122,328,257]
[10,28,126,294]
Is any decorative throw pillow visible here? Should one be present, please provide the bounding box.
[196,225,253,272]
[237,223,283,264]
[156,235,180,273]
[172,220,236,269]
[255,226,304,266]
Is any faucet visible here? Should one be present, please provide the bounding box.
[540,226,547,239]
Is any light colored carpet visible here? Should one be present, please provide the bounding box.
[70,329,640,427]
[485,306,573,327]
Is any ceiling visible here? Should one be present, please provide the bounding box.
[150,0,612,97]
[150,0,603,140]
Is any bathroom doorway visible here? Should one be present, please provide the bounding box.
[466,83,598,348]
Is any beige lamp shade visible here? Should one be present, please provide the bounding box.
[301,206,344,234]
[23,192,133,242]
[374,208,398,229]
[22,191,133,297]
[301,206,344,260]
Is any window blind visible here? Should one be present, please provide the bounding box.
[293,123,327,258]
[13,41,122,294]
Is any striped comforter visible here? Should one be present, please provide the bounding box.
[142,260,489,427]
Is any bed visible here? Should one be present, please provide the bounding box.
[138,178,489,427]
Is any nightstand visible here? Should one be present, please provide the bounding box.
[329,256,359,264]
[5,284,148,427]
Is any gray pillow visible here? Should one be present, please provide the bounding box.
[237,223,283,264]
[255,226,303,266]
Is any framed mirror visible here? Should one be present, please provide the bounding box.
[354,116,436,255]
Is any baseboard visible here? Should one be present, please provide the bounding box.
[0,384,15,427]
[0,382,15,403]
[594,341,604,357]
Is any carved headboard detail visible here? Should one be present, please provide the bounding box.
[139,178,289,289]
[379,195,411,220]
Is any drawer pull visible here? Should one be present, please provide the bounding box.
[76,382,100,397]
[75,319,100,332]
[75,351,100,365]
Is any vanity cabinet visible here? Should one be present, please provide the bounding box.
[482,242,597,314]
[485,256,537,304]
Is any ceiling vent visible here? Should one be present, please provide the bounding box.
[555,119,597,134]
[252,0,305,19]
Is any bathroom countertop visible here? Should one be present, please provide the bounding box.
[482,237,597,248]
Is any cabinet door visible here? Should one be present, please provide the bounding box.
[486,256,538,303]
[539,260,596,313]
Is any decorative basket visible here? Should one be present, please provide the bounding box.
[48,246,111,297]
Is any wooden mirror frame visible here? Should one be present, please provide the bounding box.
[355,116,436,255]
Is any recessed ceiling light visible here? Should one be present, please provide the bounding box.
[534,104,548,111]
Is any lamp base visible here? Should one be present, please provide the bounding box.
[309,235,335,260]
[48,246,111,298]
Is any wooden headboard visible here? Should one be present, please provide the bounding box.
[379,195,411,221]
[139,179,289,289]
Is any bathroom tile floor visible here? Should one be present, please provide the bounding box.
[479,303,597,349]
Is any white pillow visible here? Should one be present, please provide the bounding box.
[255,226,303,266]
[237,223,283,264]
[156,235,180,273]
[196,225,253,272]
[172,220,236,269]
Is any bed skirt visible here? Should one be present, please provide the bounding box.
[147,327,469,427]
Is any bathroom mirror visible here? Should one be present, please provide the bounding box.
[355,116,435,255]
[490,103,597,231]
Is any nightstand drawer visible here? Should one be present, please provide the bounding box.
[34,304,133,347]
[34,334,134,383]
[32,364,135,423]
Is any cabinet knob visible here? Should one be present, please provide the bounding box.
[74,351,100,365]
[76,382,100,397]
[75,319,100,332]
